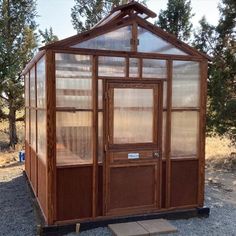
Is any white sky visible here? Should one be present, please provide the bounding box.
[36,0,221,40]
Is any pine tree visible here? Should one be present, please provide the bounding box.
[71,0,146,33]
[193,0,236,145]
[155,0,194,41]
[0,0,37,148]
[39,27,59,45]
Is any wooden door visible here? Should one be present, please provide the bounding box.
[104,80,163,216]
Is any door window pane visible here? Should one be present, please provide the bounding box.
[98,56,125,77]
[56,53,92,109]
[71,26,132,51]
[138,27,187,55]
[113,88,154,144]
[171,111,199,157]
[56,111,93,166]
[143,59,167,78]
[172,61,200,108]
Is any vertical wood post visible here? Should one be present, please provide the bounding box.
[46,50,56,224]
[198,60,208,206]
[92,56,98,218]
[166,60,172,208]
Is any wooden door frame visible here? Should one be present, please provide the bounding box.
[103,79,163,216]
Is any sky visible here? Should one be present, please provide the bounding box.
[36,0,221,40]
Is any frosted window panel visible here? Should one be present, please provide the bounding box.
[163,81,167,109]
[143,59,167,78]
[129,58,139,77]
[56,111,93,166]
[71,26,132,51]
[98,79,103,109]
[30,109,37,151]
[37,56,46,108]
[98,56,125,77]
[162,111,166,156]
[171,111,199,157]
[138,27,187,55]
[172,61,200,108]
[56,54,92,109]
[30,67,36,107]
[25,109,30,142]
[25,73,29,106]
[97,10,121,27]
[37,110,46,163]
[113,88,153,144]
[98,112,103,163]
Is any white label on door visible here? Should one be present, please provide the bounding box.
[128,153,140,159]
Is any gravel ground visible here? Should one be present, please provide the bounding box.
[0,164,36,236]
[0,164,235,236]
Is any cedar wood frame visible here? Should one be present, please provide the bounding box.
[22,2,209,225]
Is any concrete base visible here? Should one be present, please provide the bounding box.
[38,207,209,235]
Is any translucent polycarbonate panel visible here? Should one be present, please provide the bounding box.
[98,10,121,27]
[163,81,167,109]
[56,111,93,165]
[142,59,167,78]
[25,109,30,142]
[113,88,153,144]
[30,109,37,151]
[98,79,103,109]
[30,67,36,107]
[37,56,46,108]
[172,61,200,108]
[138,27,188,55]
[56,54,92,109]
[37,110,46,163]
[98,112,103,163]
[162,111,166,156]
[25,73,29,106]
[171,111,199,157]
[129,58,139,77]
[98,56,125,77]
[72,26,132,51]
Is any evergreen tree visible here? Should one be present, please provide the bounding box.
[71,0,146,33]
[0,0,37,148]
[39,27,59,45]
[155,0,194,41]
[193,0,236,145]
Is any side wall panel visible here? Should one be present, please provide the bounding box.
[38,158,47,217]
[25,141,31,179]
[30,148,37,195]
[56,166,93,221]
[170,160,198,207]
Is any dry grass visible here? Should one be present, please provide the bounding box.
[0,109,24,150]
[206,136,236,170]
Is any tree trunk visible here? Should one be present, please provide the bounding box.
[8,105,18,149]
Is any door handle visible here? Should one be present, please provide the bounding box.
[153,151,160,158]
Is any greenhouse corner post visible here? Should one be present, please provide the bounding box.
[46,50,56,224]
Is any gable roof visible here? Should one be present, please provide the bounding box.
[40,2,210,60]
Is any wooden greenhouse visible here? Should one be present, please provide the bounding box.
[22,2,210,226]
